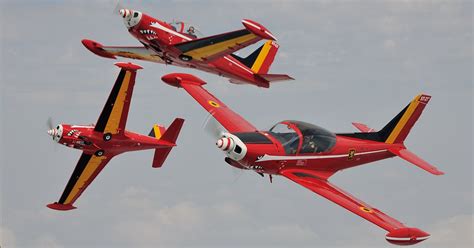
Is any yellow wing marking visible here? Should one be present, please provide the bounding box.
[104,71,132,134]
[184,33,258,61]
[208,100,220,108]
[64,155,108,204]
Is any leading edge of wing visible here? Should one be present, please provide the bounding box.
[82,39,165,64]
[161,73,257,133]
[48,153,114,211]
[280,169,431,245]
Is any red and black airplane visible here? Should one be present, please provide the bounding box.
[46,62,184,211]
[82,8,293,88]
[161,73,443,245]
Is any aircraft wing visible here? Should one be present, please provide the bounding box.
[47,153,114,210]
[280,169,430,244]
[173,29,262,62]
[94,63,142,135]
[161,73,257,133]
[172,19,277,62]
[82,39,165,64]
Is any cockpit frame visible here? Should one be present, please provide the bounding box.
[268,120,336,155]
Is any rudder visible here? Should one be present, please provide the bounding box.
[379,94,431,144]
[231,40,279,74]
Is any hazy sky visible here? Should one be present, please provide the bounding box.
[1,0,472,247]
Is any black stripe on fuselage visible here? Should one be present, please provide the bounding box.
[175,29,251,53]
[94,69,126,132]
[58,153,92,204]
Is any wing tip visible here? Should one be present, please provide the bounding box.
[81,39,117,59]
[386,228,430,245]
[161,73,207,88]
[114,62,143,71]
[47,202,76,211]
[241,19,276,40]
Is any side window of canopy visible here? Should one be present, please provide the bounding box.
[268,123,299,155]
[295,121,336,154]
[169,21,201,38]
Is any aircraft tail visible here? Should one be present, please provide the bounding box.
[378,94,431,144]
[151,118,185,168]
[148,124,167,139]
[232,40,279,74]
[340,94,443,175]
[340,94,432,144]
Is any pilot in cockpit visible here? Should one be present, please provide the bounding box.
[187,26,197,38]
[302,135,318,153]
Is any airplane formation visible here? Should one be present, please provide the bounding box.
[46,7,443,246]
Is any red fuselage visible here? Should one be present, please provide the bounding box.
[221,121,401,177]
[50,124,167,156]
[125,13,266,85]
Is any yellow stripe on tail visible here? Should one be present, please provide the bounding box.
[383,94,431,144]
[149,124,166,139]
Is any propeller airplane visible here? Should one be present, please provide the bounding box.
[161,73,443,246]
[82,8,293,88]
[46,62,184,211]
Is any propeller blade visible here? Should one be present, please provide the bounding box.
[46,117,54,130]
[113,0,124,16]
[202,114,226,139]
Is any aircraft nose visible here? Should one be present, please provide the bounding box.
[119,8,131,18]
[216,137,234,151]
[47,129,55,136]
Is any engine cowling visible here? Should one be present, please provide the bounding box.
[216,133,247,161]
[47,124,63,142]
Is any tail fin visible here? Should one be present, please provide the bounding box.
[232,40,279,74]
[152,118,185,168]
[378,94,431,144]
[338,94,431,143]
[148,124,166,139]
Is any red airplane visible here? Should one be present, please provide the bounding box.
[161,73,444,245]
[82,8,293,88]
[46,62,184,211]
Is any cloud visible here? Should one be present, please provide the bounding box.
[426,214,473,247]
[32,234,63,248]
[0,226,16,248]
[112,186,320,247]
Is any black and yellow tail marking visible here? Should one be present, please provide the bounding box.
[338,94,431,144]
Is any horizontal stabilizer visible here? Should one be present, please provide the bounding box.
[352,122,375,132]
[389,148,444,175]
[160,118,184,144]
[152,147,173,168]
[152,118,185,168]
[256,73,294,82]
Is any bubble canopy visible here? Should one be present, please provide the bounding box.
[267,120,336,155]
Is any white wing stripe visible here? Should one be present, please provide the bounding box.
[256,149,388,162]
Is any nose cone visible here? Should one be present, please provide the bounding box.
[47,129,55,136]
[120,9,142,28]
[119,9,130,18]
[216,137,234,151]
